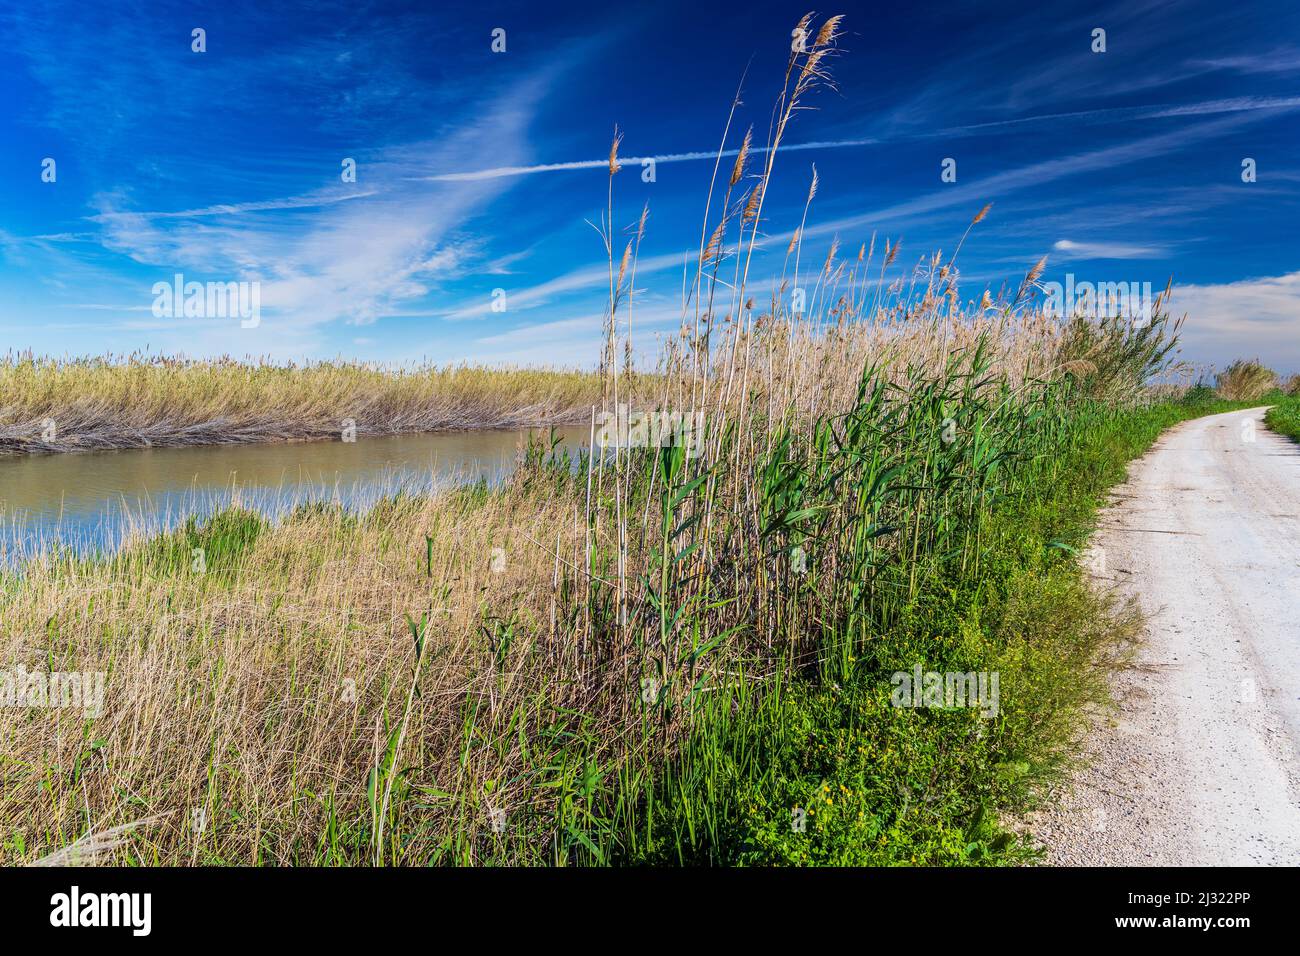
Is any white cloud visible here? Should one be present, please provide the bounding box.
[410,94,1300,187]
[415,139,879,183]
[1052,239,1165,259]
[1192,48,1300,75]
[1171,271,1300,372]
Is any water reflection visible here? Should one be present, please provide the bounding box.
[0,426,588,561]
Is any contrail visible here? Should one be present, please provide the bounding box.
[90,190,380,221]
[414,139,881,182]
[415,94,1300,184]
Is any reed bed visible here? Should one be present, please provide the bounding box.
[0,356,603,455]
[0,12,1240,866]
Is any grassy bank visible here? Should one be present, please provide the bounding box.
[1264,394,1300,442]
[0,351,1253,866]
[0,355,603,455]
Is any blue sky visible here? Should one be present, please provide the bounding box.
[2,0,1298,372]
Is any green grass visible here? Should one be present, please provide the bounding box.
[603,388,1269,866]
[142,508,267,580]
[1264,394,1300,443]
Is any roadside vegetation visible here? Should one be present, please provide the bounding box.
[1264,393,1300,442]
[1,13,1286,866]
[1213,358,1278,401]
[1196,359,1299,443]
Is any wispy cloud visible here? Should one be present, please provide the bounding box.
[1192,46,1300,75]
[1052,239,1166,259]
[80,64,572,349]
[89,190,380,222]
[453,107,1285,325]
[414,139,880,183]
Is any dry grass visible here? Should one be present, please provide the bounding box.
[1214,359,1277,401]
[0,355,603,455]
[0,302,1164,865]
[1,481,609,864]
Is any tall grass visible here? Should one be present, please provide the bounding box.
[1214,358,1277,401]
[612,385,1252,864]
[0,355,602,454]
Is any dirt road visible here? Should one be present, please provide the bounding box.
[1030,406,1300,865]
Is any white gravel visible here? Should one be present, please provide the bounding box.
[1027,406,1300,865]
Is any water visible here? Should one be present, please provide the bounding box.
[0,426,589,562]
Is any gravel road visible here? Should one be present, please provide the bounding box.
[1028,406,1300,865]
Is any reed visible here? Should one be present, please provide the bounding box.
[0,356,603,455]
[1213,358,1277,401]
